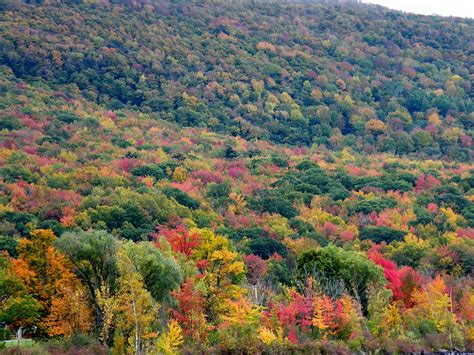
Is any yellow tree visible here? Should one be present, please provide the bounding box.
[156,320,184,355]
[192,229,245,321]
[409,276,463,348]
[113,249,159,354]
[218,297,264,352]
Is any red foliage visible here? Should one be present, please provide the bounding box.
[460,134,472,147]
[368,246,423,307]
[118,158,136,172]
[20,115,42,129]
[23,146,39,155]
[321,221,337,237]
[457,228,474,240]
[227,165,247,179]
[425,124,439,135]
[243,254,267,285]
[346,164,363,176]
[426,203,438,214]
[415,174,441,194]
[171,278,207,337]
[153,225,200,256]
[275,290,312,343]
[191,169,224,184]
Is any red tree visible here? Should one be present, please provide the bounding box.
[153,225,200,256]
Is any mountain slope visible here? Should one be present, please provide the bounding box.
[1,1,472,159]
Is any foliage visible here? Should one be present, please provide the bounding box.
[0,0,473,351]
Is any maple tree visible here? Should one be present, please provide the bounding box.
[170,278,209,343]
[11,229,93,336]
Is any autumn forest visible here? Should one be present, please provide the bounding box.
[0,0,473,353]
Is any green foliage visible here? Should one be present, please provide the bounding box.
[248,237,287,259]
[359,226,406,244]
[249,189,298,219]
[297,245,385,313]
[163,187,200,210]
[0,1,471,158]
[55,229,118,301]
[120,241,183,302]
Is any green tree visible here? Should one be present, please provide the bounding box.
[55,230,118,331]
[297,245,385,314]
[121,241,183,303]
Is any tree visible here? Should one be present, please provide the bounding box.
[297,245,385,314]
[55,230,118,331]
[368,246,423,307]
[44,282,92,337]
[154,225,200,257]
[243,254,268,285]
[112,248,159,354]
[0,253,40,334]
[12,229,92,336]
[156,320,184,355]
[170,278,208,343]
[121,241,183,302]
[192,229,245,321]
[408,276,463,349]
[275,289,312,344]
[217,297,264,351]
[248,237,287,259]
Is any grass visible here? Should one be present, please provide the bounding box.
[1,339,35,348]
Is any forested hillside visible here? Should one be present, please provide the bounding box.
[1,0,473,159]
[0,0,473,353]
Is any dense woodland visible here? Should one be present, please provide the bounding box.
[0,0,473,353]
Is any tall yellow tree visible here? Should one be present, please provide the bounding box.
[112,248,159,354]
[192,229,245,321]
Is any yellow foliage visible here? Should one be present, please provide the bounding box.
[100,117,117,130]
[365,119,387,133]
[259,327,277,345]
[228,192,246,214]
[404,233,429,247]
[246,103,258,113]
[172,167,187,182]
[381,303,404,337]
[96,285,117,344]
[262,213,292,239]
[428,112,442,126]
[284,237,319,256]
[410,276,459,335]
[141,175,155,188]
[59,150,77,162]
[299,205,345,227]
[443,127,463,142]
[156,320,184,355]
[440,207,462,229]
[279,92,293,104]
[0,148,13,161]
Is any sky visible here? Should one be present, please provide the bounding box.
[361,0,474,18]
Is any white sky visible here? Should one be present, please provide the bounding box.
[362,0,474,18]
